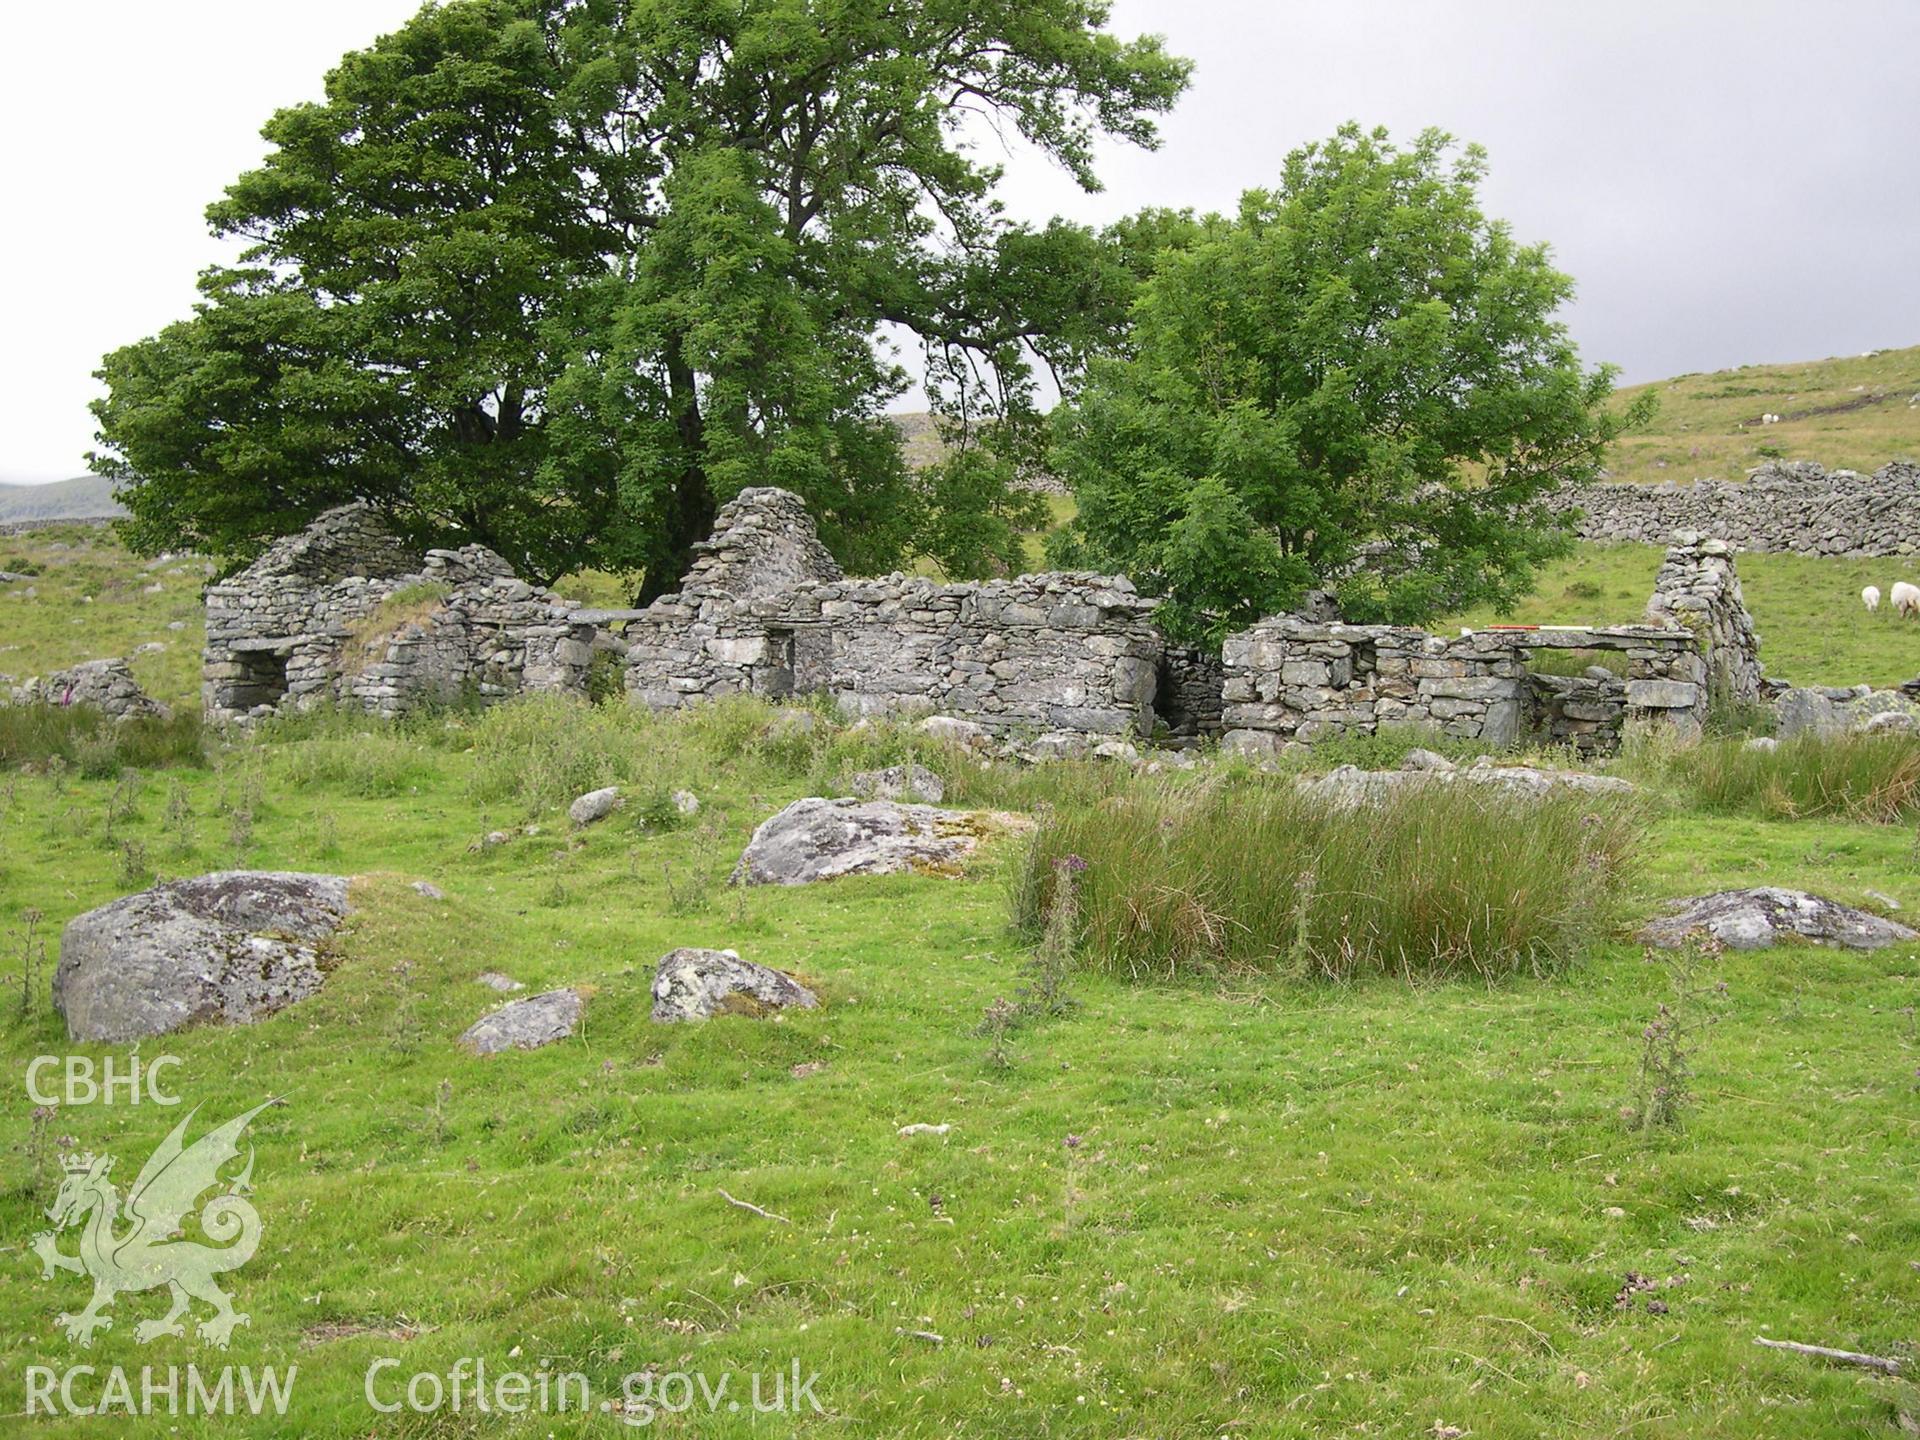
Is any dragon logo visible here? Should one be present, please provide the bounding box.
[30,1100,277,1349]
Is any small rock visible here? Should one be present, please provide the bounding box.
[650,948,818,1022]
[670,789,700,816]
[848,763,945,803]
[476,971,524,992]
[765,709,819,739]
[459,988,584,1054]
[1864,710,1917,734]
[1399,748,1457,772]
[478,830,513,849]
[1092,739,1141,764]
[569,786,621,827]
[1641,888,1919,951]
[1742,735,1780,752]
[918,714,989,749]
[166,620,187,631]
[1028,730,1091,762]
[1864,889,1902,912]
[411,880,445,900]
[898,1122,951,1138]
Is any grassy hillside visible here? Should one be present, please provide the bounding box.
[0,476,125,523]
[0,525,207,705]
[1605,345,1920,485]
[4,489,1920,1433]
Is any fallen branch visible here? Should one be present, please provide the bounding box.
[1753,1337,1902,1376]
[717,1188,790,1224]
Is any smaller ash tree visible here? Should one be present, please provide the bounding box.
[1050,124,1652,643]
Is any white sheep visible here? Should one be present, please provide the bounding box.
[1863,584,1882,612]
[1893,581,1920,619]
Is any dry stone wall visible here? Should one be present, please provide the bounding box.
[204,503,604,722]
[1645,532,1765,707]
[625,489,1165,736]
[1556,460,1920,555]
[5,657,170,721]
[1220,619,1707,756]
[1217,534,1763,756]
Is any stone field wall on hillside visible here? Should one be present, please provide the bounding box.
[1556,460,1920,555]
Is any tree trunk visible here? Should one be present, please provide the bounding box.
[635,335,717,604]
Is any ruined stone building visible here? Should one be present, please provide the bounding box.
[622,489,1171,738]
[202,503,611,723]
[1218,533,1763,756]
[203,489,1764,757]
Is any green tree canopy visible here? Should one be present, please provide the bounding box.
[92,0,1188,591]
[1050,124,1649,643]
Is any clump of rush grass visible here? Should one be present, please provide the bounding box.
[0,702,206,772]
[1012,776,1645,984]
[1662,731,1920,823]
[271,730,450,799]
[465,692,707,816]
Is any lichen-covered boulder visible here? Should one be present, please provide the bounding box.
[731,797,1027,886]
[1774,687,1920,739]
[1300,763,1635,807]
[54,872,352,1042]
[458,988,584,1054]
[848,763,945,803]
[650,948,818,1022]
[1641,888,1917,951]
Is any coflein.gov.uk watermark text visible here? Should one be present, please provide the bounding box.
[27,1358,824,1426]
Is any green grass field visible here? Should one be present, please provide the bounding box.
[1,696,1916,1437]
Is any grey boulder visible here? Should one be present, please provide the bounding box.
[459,988,584,1054]
[1774,686,1920,739]
[569,786,622,826]
[917,714,989,749]
[650,948,818,1022]
[1641,888,1918,951]
[848,762,945,803]
[731,797,1026,886]
[54,872,352,1042]
[1301,764,1635,807]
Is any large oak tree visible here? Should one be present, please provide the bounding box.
[92,0,1187,591]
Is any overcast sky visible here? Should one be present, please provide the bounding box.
[3,0,1916,484]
